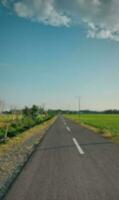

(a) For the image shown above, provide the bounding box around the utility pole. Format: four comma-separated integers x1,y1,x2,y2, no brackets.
76,96,81,121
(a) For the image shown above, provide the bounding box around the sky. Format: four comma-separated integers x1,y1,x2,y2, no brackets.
0,0,119,111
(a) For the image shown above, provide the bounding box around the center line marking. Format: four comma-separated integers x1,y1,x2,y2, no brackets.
73,138,84,155
66,126,71,132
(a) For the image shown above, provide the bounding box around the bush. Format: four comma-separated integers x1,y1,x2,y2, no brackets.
0,129,5,139
7,126,18,137
5,114,53,138
22,117,36,128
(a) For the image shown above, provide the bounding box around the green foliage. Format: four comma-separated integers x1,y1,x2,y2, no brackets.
22,105,44,120
0,105,54,140
0,129,5,139
30,105,39,120
6,114,53,138
22,107,31,117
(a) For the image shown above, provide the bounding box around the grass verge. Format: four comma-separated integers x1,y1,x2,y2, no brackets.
65,114,119,143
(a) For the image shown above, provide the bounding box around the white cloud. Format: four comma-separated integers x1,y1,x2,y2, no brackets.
14,0,71,27
2,0,119,41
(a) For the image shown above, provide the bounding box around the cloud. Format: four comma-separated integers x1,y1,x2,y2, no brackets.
1,0,119,41
13,0,71,26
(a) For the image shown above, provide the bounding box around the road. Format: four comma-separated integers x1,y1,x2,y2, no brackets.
4,116,119,200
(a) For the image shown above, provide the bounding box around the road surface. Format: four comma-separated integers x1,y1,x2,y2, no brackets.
4,116,119,200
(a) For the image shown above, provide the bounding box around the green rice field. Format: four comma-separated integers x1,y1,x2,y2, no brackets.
65,114,119,137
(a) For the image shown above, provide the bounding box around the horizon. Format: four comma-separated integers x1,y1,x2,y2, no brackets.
0,1,119,111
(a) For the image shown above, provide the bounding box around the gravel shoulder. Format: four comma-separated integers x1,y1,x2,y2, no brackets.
0,117,56,199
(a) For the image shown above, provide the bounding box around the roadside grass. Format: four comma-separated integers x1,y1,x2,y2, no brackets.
0,114,22,130
65,114,119,143
0,113,54,140
0,114,22,124
0,115,13,122
0,116,56,157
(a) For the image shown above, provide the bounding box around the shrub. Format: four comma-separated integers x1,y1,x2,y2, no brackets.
7,126,18,137
3,114,53,138
0,129,5,139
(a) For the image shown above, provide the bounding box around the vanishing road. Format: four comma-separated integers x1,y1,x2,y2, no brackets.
4,116,119,200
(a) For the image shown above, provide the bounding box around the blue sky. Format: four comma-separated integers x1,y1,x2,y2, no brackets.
0,1,119,110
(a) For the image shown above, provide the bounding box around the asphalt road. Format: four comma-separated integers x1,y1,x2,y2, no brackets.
4,116,119,200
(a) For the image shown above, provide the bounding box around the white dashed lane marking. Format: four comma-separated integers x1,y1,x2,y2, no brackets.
66,126,71,132
73,137,84,155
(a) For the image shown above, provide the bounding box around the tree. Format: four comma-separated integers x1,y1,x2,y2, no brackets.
31,105,39,120
22,106,31,117
22,105,39,120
